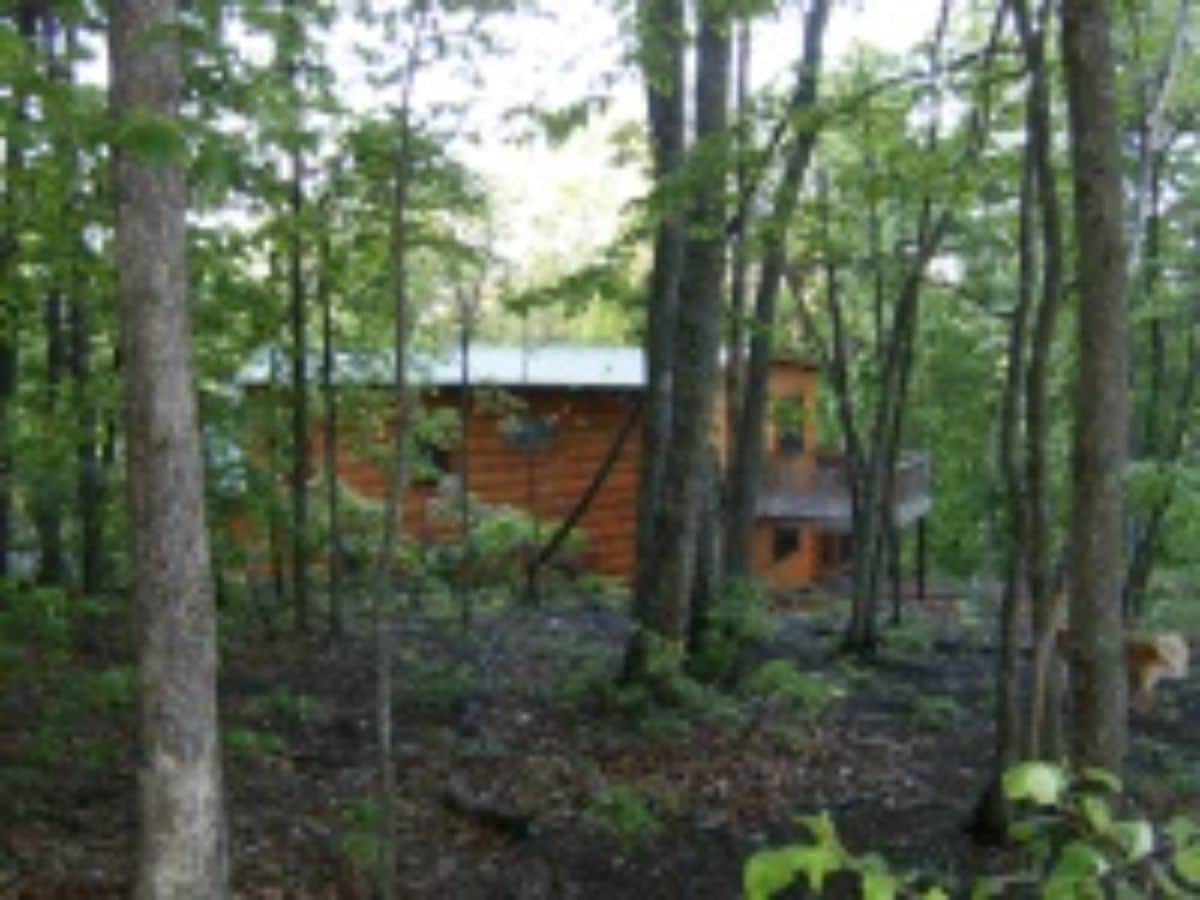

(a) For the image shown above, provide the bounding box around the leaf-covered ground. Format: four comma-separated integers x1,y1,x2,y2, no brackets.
3,589,1199,897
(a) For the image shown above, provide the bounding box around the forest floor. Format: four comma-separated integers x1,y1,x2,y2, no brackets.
3,585,1200,898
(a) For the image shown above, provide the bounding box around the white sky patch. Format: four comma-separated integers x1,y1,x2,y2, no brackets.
82,0,948,284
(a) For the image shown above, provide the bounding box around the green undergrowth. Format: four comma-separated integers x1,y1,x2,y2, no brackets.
745,763,1200,899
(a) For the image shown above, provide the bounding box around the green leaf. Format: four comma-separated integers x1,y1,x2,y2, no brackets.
1174,845,1200,884
1112,820,1155,862
1004,762,1068,806
1046,840,1109,897
0,24,33,82
113,108,189,168
1079,793,1113,836
970,878,1001,899
795,845,843,893
861,867,899,900
1042,870,1102,900
799,810,846,855
1079,767,1123,794
743,847,809,900
922,889,950,900
743,818,847,896
1010,821,1039,844
1164,815,1199,849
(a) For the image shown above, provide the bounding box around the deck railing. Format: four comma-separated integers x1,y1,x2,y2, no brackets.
760,452,931,527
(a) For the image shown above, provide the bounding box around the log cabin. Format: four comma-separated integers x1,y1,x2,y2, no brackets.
235,343,931,591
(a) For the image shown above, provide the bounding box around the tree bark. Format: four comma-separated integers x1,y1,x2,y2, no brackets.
282,0,309,633
35,286,66,584
1061,0,1130,774
637,2,730,660
688,449,723,660
726,16,751,466
624,0,685,680
266,343,286,611
289,152,308,632
1014,0,1067,763
972,128,1035,843
844,0,955,653
843,205,945,653
62,22,104,596
371,24,426,888
0,1,37,582
71,277,104,594
33,10,67,586
111,0,229,891
319,194,342,639
843,0,1003,654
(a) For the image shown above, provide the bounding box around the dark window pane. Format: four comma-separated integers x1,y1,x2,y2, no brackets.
773,526,802,562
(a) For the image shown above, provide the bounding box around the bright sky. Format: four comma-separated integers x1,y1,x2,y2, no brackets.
88,0,946,282
328,0,946,280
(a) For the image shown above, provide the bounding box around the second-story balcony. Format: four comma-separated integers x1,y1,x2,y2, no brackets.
756,451,932,533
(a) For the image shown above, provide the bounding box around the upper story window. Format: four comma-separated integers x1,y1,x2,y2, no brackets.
773,525,802,562
774,395,806,457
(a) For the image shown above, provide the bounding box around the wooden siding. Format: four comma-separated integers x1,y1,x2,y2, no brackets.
235,355,879,593
247,386,641,582
751,521,819,590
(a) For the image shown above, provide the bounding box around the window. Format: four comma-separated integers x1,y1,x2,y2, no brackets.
774,396,806,456
773,526,803,562
502,414,555,450
820,533,853,567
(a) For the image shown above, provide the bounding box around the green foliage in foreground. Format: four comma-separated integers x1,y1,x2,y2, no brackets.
689,577,776,684
744,762,1200,899
740,659,845,721
585,781,664,852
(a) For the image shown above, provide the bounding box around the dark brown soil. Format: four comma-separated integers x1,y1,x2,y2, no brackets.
3,592,1198,898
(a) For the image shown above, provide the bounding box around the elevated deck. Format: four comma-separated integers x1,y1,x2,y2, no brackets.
756,452,931,533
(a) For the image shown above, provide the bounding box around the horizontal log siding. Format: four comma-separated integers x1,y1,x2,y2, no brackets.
311,387,641,582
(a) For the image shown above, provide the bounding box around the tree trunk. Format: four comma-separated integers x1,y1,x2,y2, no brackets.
636,3,730,663
844,0,1002,654
281,0,309,633
111,0,229,891
725,17,751,466
624,0,685,681
688,450,722,660
457,289,475,627
724,0,830,579
0,1,37,582
1014,0,1067,762
844,206,945,653
972,131,1035,843
371,37,424,888
266,345,286,611
62,24,104,597
289,147,309,632
1061,0,1130,774
71,282,103,594
319,201,342,639
32,11,67,586
35,286,66,585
